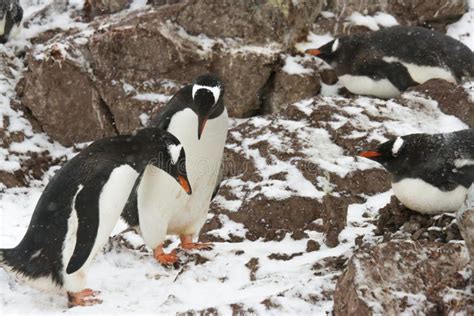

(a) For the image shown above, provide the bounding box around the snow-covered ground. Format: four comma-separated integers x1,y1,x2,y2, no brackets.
0,1,473,315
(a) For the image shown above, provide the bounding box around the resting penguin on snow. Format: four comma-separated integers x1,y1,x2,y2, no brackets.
0,0,23,43
359,128,474,214
0,128,191,307
305,26,474,98
122,73,228,265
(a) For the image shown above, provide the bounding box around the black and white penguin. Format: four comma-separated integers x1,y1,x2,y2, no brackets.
0,128,191,307
305,26,474,98
122,73,228,265
0,0,23,44
359,128,474,214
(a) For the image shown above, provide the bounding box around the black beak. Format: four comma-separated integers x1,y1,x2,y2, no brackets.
197,115,209,140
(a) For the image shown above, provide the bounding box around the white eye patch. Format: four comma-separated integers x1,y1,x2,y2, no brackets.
392,137,404,156
331,39,339,52
167,144,182,164
192,84,221,105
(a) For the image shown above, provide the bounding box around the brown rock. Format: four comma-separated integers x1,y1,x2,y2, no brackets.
176,0,323,47
21,47,117,146
334,240,471,315
406,79,474,128
214,51,278,117
306,239,321,252
323,0,466,35
84,0,132,18
458,185,474,270
245,258,259,281
263,58,321,114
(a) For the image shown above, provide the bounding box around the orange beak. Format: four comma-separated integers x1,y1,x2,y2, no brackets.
305,49,321,56
359,151,382,158
178,175,192,195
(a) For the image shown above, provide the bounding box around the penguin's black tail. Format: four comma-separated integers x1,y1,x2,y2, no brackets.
0,248,12,270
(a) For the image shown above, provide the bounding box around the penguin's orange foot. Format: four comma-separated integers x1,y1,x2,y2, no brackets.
154,250,178,265
67,288,103,308
180,242,214,251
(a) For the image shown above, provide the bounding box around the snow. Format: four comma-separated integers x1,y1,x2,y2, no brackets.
347,12,399,31
295,32,333,53
447,0,474,50
282,56,313,76
0,1,472,314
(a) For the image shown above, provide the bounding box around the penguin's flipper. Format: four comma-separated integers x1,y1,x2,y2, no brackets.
451,164,474,188
66,185,100,274
121,171,144,227
211,167,224,201
380,62,419,91
355,59,418,91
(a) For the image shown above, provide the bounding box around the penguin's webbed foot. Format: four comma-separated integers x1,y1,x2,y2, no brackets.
154,246,178,266
179,235,213,251
67,288,103,308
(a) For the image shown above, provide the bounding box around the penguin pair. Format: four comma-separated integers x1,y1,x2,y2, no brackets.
0,128,192,307
360,128,474,214
0,0,23,43
306,26,474,98
122,73,229,265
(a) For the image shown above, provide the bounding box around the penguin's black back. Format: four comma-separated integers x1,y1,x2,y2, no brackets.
357,26,473,79
0,128,173,285
390,128,474,190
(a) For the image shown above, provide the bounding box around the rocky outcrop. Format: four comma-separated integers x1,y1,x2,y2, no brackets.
406,79,474,128
334,240,472,315
175,0,323,47
458,185,474,271
320,0,466,35
84,0,132,18
21,44,117,146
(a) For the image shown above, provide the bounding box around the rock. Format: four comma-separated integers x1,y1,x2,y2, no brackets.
214,51,278,117
84,0,132,18
334,240,472,315
407,79,474,128
262,56,321,114
306,239,321,252
175,0,323,47
322,0,466,35
458,185,474,270
21,45,117,146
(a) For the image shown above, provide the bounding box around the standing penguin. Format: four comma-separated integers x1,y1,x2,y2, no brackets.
122,73,228,265
305,26,474,98
0,0,23,44
0,128,191,307
359,128,474,214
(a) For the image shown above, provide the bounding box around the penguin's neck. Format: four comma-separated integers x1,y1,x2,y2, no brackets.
167,107,228,185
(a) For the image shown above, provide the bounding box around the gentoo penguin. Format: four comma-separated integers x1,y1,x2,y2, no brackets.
305,26,474,98
0,0,23,43
359,129,474,214
122,73,228,265
0,128,191,307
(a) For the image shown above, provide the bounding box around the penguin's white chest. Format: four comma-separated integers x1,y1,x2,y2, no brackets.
0,16,6,36
339,74,400,98
392,178,468,214
138,108,228,247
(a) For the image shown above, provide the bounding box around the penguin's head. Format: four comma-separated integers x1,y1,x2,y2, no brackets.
154,134,192,195
305,38,343,66
358,136,408,173
305,36,361,68
191,73,224,140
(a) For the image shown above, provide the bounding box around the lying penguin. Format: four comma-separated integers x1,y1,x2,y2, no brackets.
122,73,228,265
0,128,191,307
0,0,23,43
359,129,474,214
306,26,474,98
